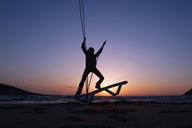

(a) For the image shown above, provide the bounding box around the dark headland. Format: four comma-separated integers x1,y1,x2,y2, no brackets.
183,88,192,96
0,83,42,95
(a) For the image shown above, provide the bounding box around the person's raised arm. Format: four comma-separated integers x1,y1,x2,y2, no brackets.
81,38,87,53
95,40,106,57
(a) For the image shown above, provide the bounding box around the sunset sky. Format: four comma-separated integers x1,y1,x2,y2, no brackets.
0,0,191,96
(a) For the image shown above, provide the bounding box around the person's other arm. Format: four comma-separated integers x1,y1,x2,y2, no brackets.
95,40,106,57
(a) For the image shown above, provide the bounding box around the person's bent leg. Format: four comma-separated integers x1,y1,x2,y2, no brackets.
76,69,89,95
93,68,104,89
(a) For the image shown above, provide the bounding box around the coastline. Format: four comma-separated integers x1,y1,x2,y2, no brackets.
0,102,192,128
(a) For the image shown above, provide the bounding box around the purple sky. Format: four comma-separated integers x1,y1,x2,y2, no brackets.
0,0,192,95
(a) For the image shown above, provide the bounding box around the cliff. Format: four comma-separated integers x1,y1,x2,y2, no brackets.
183,88,192,95
0,83,42,95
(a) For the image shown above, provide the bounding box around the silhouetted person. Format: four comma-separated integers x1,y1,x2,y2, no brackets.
76,38,106,95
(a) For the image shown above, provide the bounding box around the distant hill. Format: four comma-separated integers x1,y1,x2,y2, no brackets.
0,83,42,95
183,88,192,95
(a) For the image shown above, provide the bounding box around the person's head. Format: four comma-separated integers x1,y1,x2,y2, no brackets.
88,47,94,54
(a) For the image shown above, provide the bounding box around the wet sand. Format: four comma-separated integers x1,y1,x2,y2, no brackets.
0,102,192,128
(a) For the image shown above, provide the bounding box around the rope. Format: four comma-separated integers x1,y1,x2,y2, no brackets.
79,0,100,95
79,0,89,94
87,57,99,91
79,0,86,38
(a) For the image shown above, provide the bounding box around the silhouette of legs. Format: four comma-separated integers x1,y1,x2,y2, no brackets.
76,68,90,95
76,67,104,95
92,67,104,89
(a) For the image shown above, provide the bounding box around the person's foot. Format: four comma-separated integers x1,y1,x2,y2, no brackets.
75,91,81,96
95,84,101,89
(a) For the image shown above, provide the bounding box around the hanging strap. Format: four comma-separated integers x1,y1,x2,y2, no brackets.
79,0,86,38
87,56,99,92
79,0,101,95
79,0,89,94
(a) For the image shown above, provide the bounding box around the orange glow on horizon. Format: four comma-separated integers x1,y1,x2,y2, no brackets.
4,67,190,96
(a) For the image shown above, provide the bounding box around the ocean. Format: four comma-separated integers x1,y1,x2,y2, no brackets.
0,95,192,104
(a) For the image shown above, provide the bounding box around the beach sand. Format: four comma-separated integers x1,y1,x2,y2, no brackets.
0,102,192,128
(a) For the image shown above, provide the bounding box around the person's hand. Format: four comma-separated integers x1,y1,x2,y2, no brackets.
103,40,107,46
82,38,86,44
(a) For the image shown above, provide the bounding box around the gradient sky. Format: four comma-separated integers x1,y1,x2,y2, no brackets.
0,0,192,96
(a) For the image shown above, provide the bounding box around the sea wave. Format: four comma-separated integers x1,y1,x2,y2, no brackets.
0,95,192,104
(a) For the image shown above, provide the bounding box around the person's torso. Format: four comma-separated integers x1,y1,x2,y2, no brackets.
85,53,96,67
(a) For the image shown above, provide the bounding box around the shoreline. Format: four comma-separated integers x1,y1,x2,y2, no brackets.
0,95,192,105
